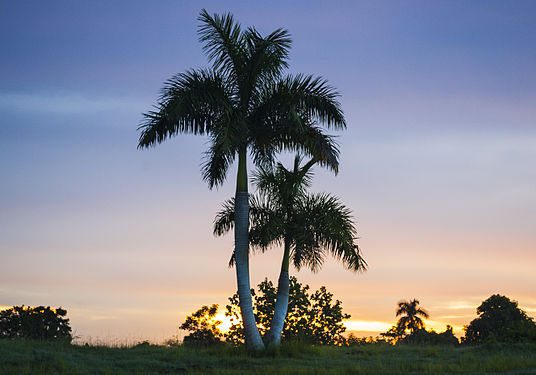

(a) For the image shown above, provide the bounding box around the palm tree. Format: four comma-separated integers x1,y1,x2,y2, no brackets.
395,299,429,333
214,155,366,347
138,10,345,351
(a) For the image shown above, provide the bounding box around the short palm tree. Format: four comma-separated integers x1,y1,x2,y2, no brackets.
395,299,429,333
214,155,366,346
138,10,345,351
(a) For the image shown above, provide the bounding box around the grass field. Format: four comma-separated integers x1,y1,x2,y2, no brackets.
1,339,535,374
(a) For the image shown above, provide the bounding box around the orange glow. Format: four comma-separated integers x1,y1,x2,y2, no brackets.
214,312,234,334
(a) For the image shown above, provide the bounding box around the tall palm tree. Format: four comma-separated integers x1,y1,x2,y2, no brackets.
214,155,366,347
138,10,345,351
395,299,429,333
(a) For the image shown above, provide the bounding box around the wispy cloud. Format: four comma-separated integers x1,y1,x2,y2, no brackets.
89,315,119,321
0,92,147,116
443,301,479,310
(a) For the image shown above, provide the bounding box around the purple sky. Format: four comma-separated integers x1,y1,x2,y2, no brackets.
1,1,535,342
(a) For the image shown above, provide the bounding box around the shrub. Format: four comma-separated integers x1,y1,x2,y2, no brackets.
179,304,223,347
399,326,459,345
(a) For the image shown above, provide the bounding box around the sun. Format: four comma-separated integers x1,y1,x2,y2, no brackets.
214,312,235,334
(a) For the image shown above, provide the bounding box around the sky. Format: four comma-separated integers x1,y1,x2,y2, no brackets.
1,0,535,343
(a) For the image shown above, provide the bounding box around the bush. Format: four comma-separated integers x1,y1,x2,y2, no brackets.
463,294,536,344
0,305,72,342
399,326,459,345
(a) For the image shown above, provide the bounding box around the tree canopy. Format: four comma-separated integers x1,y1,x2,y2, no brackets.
179,304,223,347
395,299,429,334
225,277,350,346
0,306,72,342
463,294,536,343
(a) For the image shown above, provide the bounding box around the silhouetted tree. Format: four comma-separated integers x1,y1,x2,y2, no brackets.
0,306,72,342
225,277,350,346
399,325,459,345
395,299,429,333
138,10,345,351
380,325,406,344
463,294,536,344
214,155,365,347
179,304,223,347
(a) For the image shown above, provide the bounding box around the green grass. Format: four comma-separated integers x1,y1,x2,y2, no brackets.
1,340,535,374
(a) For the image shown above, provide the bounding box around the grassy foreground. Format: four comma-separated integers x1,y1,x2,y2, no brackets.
1,339,535,375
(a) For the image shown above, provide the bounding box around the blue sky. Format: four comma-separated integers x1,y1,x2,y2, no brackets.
1,1,535,341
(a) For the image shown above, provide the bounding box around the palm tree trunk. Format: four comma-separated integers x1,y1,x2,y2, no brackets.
265,240,291,347
234,149,264,351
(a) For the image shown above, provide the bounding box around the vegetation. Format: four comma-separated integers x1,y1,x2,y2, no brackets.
2,295,536,374
0,306,72,342
380,299,458,345
463,294,536,344
179,304,223,347
176,277,351,347
398,326,459,346
225,277,351,346
138,9,345,351
395,299,429,333
214,155,365,346
2,339,536,374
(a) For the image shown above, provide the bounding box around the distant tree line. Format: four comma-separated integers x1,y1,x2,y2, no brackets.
2,294,533,347
180,288,536,347
378,294,536,346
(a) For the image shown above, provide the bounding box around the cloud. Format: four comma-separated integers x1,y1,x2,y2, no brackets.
89,315,119,321
0,92,147,116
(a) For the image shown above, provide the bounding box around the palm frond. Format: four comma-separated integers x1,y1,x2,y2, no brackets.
198,9,245,80
214,194,284,268
201,126,237,189
138,69,232,148
252,74,346,130
293,155,315,189
248,195,284,252
416,307,430,319
251,117,340,174
292,193,366,272
241,26,291,105
213,198,236,236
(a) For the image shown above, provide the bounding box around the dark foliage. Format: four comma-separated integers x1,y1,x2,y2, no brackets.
379,299,457,346
179,304,223,347
399,326,459,345
380,325,406,344
463,294,536,344
395,299,429,333
214,156,366,273
0,305,72,342
225,277,350,345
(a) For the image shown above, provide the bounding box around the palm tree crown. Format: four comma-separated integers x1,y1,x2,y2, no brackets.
138,10,345,187
214,155,366,273
396,299,430,333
